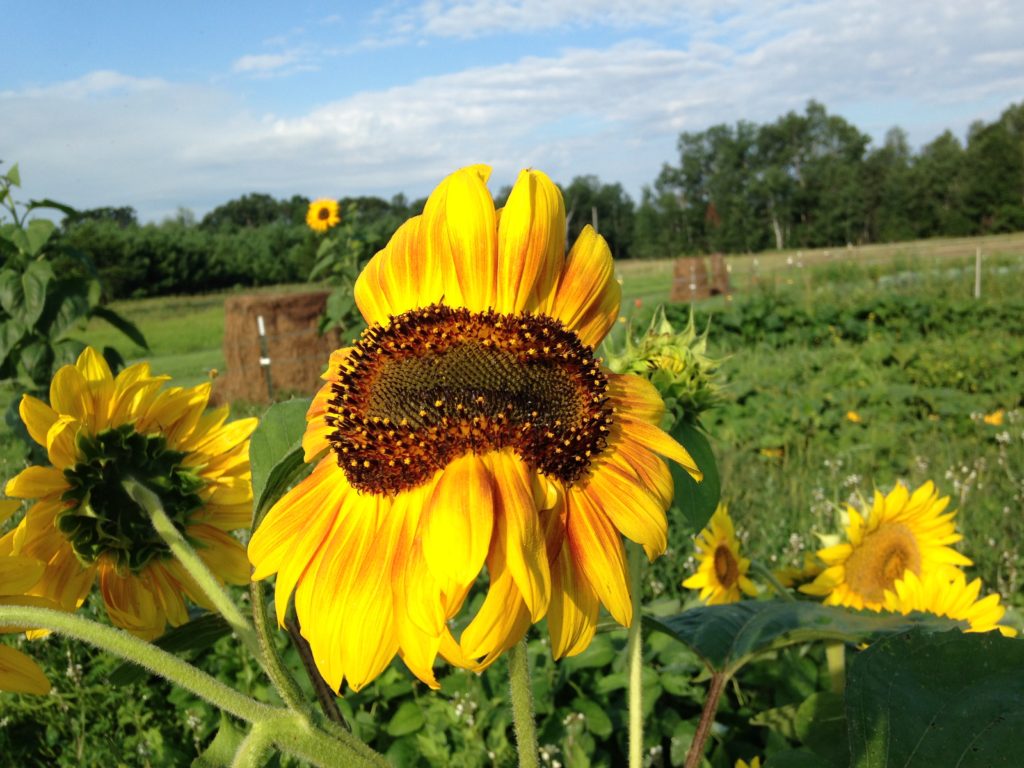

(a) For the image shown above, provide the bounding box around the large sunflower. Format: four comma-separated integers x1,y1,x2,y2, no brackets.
249,165,702,692
800,481,971,610
682,504,758,605
2,348,256,640
882,569,1017,637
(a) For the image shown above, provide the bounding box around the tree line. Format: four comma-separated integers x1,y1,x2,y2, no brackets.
54,100,1023,299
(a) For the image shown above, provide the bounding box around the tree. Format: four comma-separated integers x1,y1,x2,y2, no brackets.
561,175,636,259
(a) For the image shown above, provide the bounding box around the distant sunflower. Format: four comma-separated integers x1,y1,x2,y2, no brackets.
306,198,340,232
682,505,758,605
0,546,52,694
800,481,971,610
882,569,1016,637
2,348,256,640
773,550,824,589
735,758,762,768
249,165,702,692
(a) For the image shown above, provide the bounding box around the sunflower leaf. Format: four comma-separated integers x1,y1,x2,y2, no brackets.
846,628,1024,768
669,420,719,533
645,600,960,675
249,398,311,527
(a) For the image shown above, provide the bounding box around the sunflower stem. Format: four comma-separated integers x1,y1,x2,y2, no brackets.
750,560,796,601
249,578,310,715
507,638,539,768
125,479,263,660
627,542,646,768
684,671,728,768
0,605,272,723
285,613,349,729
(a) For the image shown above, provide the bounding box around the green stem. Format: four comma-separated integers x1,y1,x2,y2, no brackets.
250,578,309,714
285,614,348,729
626,543,645,768
507,638,539,768
684,671,728,768
0,605,271,723
750,560,796,601
125,480,263,660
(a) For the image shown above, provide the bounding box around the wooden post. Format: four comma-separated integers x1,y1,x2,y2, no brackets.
257,314,275,400
974,247,982,299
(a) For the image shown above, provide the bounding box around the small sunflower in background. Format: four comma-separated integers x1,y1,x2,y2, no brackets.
982,409,1004,426
773,550,824,589
249,164,703,693
2,348,256,640
682,504,758,605
845,410,862,423
306,198,340,232
800,481,971,611
882,569,1016,637
735,758,762,768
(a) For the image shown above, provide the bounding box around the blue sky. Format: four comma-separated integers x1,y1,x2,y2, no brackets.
4,0,1023,222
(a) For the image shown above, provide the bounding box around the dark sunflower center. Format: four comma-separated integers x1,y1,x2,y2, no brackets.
59,424,205,572
318,207,331,220
713,545,739,587
326,304,613,494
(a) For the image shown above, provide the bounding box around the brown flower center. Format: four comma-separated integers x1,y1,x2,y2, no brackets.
844,522,922,604
713,545,739,587
325,304,613,494
317,207,331,220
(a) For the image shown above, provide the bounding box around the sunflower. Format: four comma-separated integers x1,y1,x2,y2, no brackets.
772,550,824,589
248,164,702,693
800,481,971,610
306,198,341,232
882,569,1016,637
736,758,762,768
682,505,758,605
1,348,256,640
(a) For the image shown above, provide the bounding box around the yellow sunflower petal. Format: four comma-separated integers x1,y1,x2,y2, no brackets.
497,168,566,313
550,226,620,346
0,644,51,695
548,540,600,659
607,373,666,426
618,416,702,481
584,461,668,560
6,466,67,500
0,556,46,595
18,394,58,449
565,489,631,626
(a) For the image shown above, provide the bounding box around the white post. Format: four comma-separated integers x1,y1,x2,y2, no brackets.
257,314,274,399
974,247,982,299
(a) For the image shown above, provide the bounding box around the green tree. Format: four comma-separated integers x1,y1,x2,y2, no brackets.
562,175,636,259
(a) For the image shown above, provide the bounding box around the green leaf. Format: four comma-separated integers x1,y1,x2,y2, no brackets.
90,304,149,350
20,339,54,386
7,163,20,187
572,697,613,739
249,398,312,527
795,691,847,767
385,701,425,737
765,748,832,768
192,713,245,768
645,600,960,675
21,261,54,327
24,219,56,257
26,198,78,219
670,420,719,533
0,268,24,316
846,628,1024,768
0,319,26,365
109,613,233,685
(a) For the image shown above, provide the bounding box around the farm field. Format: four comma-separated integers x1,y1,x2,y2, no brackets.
1,232,1023,765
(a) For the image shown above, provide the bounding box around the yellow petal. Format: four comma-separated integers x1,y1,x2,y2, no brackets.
353,249,396,327
45,416,81,470
459,555,531,666
488,450,550,622
550,226,620,347
5,466,67,500
98,561,164,640
189,525,250,585
618,416,702,481
49,364,90,423
548,540,599,659
0,500,21,527
424,165,498,312
607,373,666,426
75,347,115,432
496,168,566,313
584,461,668,559
565,490,632,626
18,394,58,449
0,644,51,695
0,556,46,595
421,454,494,595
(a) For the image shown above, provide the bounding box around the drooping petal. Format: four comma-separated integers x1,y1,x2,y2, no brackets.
618,415,702,481
583,460,668,560
550,226,620,347
0,556,46,595
565,490,632,626
0,644,51,695
98,561,163,640
548,539,600,659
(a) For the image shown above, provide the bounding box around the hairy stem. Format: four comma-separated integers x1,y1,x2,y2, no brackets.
508,638,539,768
249,578,309,713
627,542,645,768
684,671,728,768
0,605,271,723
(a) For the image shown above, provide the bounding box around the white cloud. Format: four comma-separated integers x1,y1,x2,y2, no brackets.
232,53,298,73
4,0,1022,221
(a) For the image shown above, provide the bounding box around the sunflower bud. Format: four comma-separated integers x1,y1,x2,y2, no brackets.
605,305,721,428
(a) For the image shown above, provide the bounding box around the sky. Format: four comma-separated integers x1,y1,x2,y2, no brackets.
3,0,1023,223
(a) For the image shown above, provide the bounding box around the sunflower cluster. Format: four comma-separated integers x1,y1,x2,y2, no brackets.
681,481,1016,637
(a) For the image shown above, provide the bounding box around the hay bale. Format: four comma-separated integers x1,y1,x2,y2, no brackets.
215,291,341,405
709,253,731,295
671,257,711,302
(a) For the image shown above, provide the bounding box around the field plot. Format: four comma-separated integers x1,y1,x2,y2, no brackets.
1,234,1022,766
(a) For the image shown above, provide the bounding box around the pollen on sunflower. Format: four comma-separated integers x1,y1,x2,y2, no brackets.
682,504,758,605
800,480,971,611
248,164,704,694
306,198,340,232
2,347,257,641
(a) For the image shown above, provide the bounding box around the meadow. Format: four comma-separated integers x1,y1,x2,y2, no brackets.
1,232,1022,766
